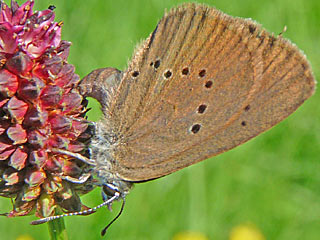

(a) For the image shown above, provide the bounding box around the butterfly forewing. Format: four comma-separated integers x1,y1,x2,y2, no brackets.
105,4,315,181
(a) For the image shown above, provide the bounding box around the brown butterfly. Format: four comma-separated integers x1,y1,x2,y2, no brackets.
32,3,315,235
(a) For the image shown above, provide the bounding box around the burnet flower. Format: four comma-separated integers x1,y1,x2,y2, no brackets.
0,0,93,219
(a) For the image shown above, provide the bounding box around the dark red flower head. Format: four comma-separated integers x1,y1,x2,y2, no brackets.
0,0,93,218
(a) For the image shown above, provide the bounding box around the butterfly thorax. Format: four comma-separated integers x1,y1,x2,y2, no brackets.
89,121,133,198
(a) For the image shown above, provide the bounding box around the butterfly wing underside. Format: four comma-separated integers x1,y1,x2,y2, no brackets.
104,4,315,181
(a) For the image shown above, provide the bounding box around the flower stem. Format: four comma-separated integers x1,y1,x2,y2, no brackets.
47,217,68,240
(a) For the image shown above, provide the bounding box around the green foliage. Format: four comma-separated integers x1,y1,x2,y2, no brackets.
0,0,319,239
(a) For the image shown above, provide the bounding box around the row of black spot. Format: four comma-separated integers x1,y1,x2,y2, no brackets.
191,68,213,134
132,58,211,83
181,67,213,89
190,69,209,134
241,104,251,127
191,105,251,134
190,98,251,136
130,59,218,135
190,103,208,133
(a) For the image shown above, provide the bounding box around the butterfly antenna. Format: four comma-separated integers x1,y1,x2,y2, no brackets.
101,197,126,236
30,192,120,225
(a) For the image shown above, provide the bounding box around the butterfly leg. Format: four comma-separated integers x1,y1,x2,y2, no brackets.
57,173,92,184
51,148,96,166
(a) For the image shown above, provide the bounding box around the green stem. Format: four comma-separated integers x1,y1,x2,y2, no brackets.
47,217,68,240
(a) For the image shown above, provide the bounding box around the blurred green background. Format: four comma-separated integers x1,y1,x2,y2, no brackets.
0,0,319,239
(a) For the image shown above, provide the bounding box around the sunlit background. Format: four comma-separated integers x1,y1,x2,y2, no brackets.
0,0,319,239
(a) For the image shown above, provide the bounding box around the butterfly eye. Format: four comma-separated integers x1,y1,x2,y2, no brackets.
103,184,119,197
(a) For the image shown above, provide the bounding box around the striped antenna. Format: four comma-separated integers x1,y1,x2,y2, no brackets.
30,192,120,225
